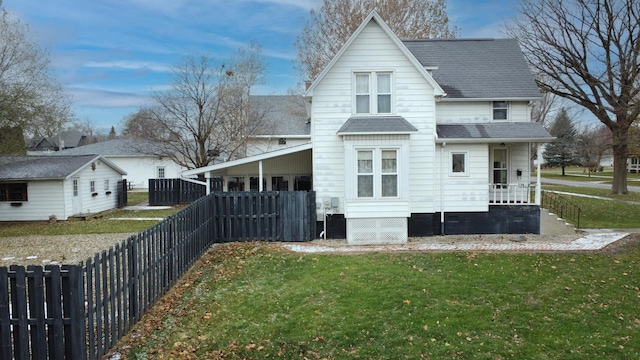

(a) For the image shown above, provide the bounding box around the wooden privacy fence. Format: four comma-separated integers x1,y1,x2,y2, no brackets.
0,191,316,359
116,179,128,208
148,178,223,206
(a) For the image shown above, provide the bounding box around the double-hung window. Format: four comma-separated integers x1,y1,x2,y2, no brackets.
355,72,392,114
356,149,398,198
493,101,508,121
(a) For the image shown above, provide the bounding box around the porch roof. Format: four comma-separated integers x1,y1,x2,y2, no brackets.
436,123,553,143
337,116,418,135
182,142,312,177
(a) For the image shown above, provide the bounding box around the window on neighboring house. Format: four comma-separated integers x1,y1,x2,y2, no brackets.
104,179,109,190
294,176,312,191
90,180,96,193
451,152,467,175
249,177,266,191
278,138,287,145
355,72,392,114
0,183,28,202
492,148,509,186
73,179,78,197
157,167,165,179
493,101,508,120
356,149,398,198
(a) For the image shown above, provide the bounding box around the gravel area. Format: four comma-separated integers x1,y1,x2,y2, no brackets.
0,233,136,267
1,232,586,267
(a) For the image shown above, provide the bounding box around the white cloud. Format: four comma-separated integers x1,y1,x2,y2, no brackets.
84,61,171,73
67,87,153,108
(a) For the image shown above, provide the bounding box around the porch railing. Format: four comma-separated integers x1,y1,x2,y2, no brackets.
489,183,534,204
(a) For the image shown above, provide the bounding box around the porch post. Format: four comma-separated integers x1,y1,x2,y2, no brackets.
205,171,211,195
535,144,542,205
259,160,263,191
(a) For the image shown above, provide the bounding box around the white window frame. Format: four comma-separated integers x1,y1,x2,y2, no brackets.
157,166,166,179
491,147,509,186
353,71,394,115
355,147,399,199
104,179,109,191
492,101,509,121
450,151,468,176
90,180,96,193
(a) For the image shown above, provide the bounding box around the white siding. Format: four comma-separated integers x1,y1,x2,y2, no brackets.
108,156,186,189
436,101,531,124
245,138,311,157
77,160,123,216
311,20,436,217
0,181,66,221
434,144,489,212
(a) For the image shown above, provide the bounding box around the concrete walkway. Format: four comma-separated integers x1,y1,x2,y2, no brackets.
283,233,630,253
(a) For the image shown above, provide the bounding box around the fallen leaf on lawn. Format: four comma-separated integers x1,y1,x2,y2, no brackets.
403,299,411,305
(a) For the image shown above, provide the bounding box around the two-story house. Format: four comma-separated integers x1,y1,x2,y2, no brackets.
184,11,553,244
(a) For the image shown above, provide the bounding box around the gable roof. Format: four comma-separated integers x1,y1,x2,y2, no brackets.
337,116,418,135
436,123,553,143
304,10,445,98
0,155,126,181
249,95,310,136
57,139,164,157
403,39,540,100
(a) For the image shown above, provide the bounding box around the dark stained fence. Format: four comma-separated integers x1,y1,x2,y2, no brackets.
116,179,128,208
148,179,205,206
0,191,315,359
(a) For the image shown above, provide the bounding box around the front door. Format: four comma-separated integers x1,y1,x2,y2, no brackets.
72,177,82,214
492,148,509,186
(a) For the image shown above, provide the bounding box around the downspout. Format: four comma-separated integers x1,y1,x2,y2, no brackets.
440,142,446,235
535,144,541,205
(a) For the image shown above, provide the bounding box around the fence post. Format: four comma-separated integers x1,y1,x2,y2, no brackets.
64,265,87,360
0,267,11,360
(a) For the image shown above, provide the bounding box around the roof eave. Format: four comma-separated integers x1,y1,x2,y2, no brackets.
439,97,541,102
338,131,417,136
435,137,555,144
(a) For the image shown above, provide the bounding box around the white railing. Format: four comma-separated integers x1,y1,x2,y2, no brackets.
489,183,534,204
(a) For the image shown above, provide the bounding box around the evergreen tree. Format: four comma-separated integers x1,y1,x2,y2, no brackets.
543,108,580,175
108,125,116,139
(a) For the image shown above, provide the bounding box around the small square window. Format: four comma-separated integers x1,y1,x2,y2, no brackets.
278,138,287,145
493,101,508,120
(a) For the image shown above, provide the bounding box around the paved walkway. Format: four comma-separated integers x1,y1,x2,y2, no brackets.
283,233,630,253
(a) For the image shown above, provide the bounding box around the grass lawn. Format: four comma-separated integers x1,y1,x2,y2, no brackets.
127,191,149,206
119,242,640,359
542,185,640,202
535,168,640,182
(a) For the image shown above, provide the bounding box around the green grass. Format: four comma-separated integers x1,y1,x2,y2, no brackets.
542,193,640,229
535,169,640,182
542,185,640,202
127,191,149,206
124,242,640,359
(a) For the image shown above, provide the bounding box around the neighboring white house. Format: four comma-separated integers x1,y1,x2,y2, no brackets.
57,139,187,189
0,155,126,221
183,11,553,243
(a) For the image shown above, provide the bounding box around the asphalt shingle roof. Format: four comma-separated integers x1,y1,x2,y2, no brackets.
250,95,310,136
337,116,418,134
0,155,102,180
57,139,161,156
402,39,540,100
436,123,553,141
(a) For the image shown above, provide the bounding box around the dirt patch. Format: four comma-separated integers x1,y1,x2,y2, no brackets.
598,233,640,254
0,233,135,267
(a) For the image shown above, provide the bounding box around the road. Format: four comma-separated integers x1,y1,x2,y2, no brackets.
540,177,640,193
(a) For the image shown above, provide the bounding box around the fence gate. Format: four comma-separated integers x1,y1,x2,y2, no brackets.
117,179,128,208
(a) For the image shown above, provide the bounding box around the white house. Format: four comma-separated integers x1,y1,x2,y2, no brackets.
57,139,187,189
0,155,126,221
183,12,553,243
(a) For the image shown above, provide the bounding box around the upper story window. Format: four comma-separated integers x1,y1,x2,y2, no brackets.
355,72,392,115
493,101,508,121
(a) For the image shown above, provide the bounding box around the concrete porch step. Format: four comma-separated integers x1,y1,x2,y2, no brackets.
540,208,577,235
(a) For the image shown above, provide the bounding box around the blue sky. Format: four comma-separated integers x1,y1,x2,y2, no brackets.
3,0,516,132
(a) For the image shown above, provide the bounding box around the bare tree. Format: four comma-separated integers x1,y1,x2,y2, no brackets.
0,4,74,147
508,0,640,194
140,44,268,170
295,0,458,82
578,124,612,175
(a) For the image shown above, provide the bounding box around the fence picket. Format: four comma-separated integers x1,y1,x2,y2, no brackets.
1,190,316,359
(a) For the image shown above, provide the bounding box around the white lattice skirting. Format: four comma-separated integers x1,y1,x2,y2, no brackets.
347,217,407,244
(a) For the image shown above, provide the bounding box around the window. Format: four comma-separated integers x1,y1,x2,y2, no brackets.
250,177,266,191
271,176,289,191
356,149,398,198
492,148,508,185
451,152,467,175
157,167,165,179
493,101,508,120
228,177,245,191
0,183,27,202
73,179,78,196
294,176,312,191
354,72,392,114
90,180,96,193
104,180,109,191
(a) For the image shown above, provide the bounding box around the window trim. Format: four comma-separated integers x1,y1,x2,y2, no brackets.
491,147,510,186
90,180,96,193
157,166,166,179
353,71,394,115
492,101,509,121
450,151,468,176
355,147,400,199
